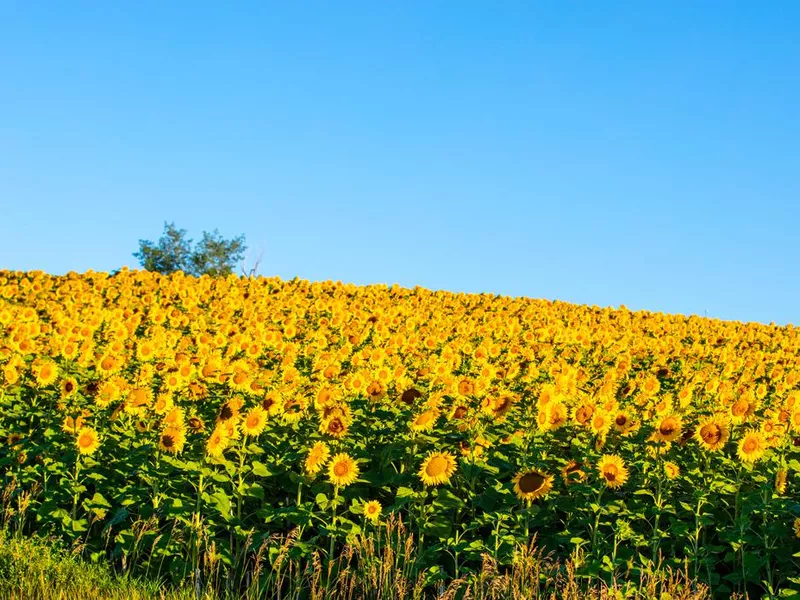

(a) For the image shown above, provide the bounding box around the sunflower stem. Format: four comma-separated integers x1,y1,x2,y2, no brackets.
329,485,338,561
71,453,81,523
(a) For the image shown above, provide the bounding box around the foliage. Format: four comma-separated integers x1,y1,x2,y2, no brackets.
0,526,199,600
2,270,800,599
133,223,246,277
0,520,714,600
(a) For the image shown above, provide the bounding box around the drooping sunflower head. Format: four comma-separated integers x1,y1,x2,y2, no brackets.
776,468,788,495
410,409,439,432
328,453,359,488
562,460,586,485
304,441,331,476
217,399,241,423
205,425,229,458
597,454,628,489
653,414,682,443
573,403,594,427
418,451,457,487
513,469,553,503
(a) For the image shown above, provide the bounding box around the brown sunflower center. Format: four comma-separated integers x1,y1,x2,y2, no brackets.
731,401,749,416
334,462,349,477
519,472,545,494
701,424,721,444
574,406,593,424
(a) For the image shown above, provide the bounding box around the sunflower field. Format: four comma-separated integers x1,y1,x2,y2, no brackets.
2,269,800,598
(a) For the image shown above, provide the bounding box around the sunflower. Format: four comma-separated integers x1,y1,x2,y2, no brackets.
187,416,205,433
572,402,595,427
694,416,730,452
34,360,58,387
513,469,553,502
590,411,612,436
304,441,331,476
418,451,457,486
242,406,268,436
775,468,788,494
60,377,78,398
653,414,682,443
790,409,800,433
612,411,636,435
737,430,767,463
410,408,439,432
62,414,85,435
217,398,243,423
76,427,100,456
663,461,680,480
95,380,121,409
206,425,229,458
153,393,174,415
538,401,568,432
363,500,382,523
163,406,185,429
320,415,349,438
159,426,186,454
597,455,628,489
485,394,515,420
562,460,586,484
328,453,359,487
730,396,757,424
2,365,19,385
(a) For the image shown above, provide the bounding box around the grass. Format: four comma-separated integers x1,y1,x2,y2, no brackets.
0,527,200,600
0,518,719,600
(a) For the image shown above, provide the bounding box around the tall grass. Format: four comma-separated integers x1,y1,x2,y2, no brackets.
0,514,718,600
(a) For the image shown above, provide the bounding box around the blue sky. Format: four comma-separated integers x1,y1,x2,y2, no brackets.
1,2,798,325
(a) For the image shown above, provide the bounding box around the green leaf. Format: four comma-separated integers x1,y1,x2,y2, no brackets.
209,490,232,519
251,461,271,477
247,483,265,500
434,487,464,510
396,486,415,498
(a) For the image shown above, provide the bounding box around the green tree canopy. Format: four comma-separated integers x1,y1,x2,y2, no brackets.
134,222,247,277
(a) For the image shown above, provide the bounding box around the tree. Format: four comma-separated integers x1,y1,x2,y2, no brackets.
134,222,247,277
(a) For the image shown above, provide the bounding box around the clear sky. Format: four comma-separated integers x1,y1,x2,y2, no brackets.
1,2,798,325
